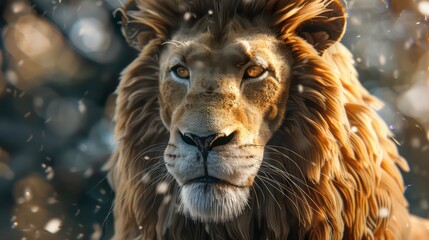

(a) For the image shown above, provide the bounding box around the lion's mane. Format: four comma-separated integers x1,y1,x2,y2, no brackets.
108,0,412,239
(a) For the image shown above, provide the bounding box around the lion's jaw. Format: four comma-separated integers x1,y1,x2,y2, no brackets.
159,32,290,222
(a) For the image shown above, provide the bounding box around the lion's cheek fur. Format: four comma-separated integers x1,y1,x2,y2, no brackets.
159,80,187,128
242,78,290,141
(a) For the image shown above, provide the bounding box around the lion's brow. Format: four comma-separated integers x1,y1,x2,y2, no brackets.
237,40,253,59
161,41,192,57
162,40,194,52
161,40,188,48
228,40,253,65
164,41,213,58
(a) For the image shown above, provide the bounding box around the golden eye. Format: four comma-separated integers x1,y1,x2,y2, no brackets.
244,65,266,79
172,66,190,79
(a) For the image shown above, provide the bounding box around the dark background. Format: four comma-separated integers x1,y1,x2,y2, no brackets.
0,0,428,239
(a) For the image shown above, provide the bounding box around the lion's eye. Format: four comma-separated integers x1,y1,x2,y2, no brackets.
244,65,266,79
171,65,190,80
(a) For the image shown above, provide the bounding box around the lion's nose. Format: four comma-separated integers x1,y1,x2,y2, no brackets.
180,131,236,152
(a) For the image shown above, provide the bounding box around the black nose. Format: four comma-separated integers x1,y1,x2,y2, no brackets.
180,131,236,152
179,131,236,176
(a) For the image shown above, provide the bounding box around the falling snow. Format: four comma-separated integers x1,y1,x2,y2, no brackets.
30,206,40,213
418,1,429,16
156,182,169,194
379,208,390,218
45,166,54,180
23,187,32,201
44,218,61,233
184,12,192,21
141,173,151,184
91,224,102,240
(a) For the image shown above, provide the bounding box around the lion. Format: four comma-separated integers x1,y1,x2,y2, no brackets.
107,0,429,239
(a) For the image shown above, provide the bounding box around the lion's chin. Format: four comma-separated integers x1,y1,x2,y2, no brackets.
180,183,250,223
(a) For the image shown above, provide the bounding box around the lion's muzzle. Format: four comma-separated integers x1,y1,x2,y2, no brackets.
180,131,236,175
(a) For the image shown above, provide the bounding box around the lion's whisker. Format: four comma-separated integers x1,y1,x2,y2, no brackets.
90,145,166,195
262,157,331,211
260,162,325,216
125,144,168,168
249,184,261,210
258,168,334,228
262,161,324,199
149,174,175,208
101,143,167,231
266,145,364,195
259,164,304,202
261,157,319,195
120,159,165,189
135,170,171,207
259,159,339,230
105,157,166,227
264,147,309,185
257,172,302,220
254,175,282,210
108,165,166,218
252,179,266,203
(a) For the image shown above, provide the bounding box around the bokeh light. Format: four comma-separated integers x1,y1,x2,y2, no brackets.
3,3,82,90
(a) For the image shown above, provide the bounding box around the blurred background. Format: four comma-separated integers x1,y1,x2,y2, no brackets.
0,0,428,239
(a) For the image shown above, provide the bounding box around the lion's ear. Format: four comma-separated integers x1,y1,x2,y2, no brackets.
118,0,178,50
117,1,149,50
295,0,346,54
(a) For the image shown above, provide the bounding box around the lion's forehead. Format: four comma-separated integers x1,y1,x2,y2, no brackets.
161,33,282,67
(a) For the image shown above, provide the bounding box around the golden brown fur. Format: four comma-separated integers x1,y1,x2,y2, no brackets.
107,0,429,239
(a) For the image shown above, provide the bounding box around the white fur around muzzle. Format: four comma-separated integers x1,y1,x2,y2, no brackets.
180,183,250,223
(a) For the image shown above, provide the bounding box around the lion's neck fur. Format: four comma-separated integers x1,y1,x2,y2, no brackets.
108,38,410,239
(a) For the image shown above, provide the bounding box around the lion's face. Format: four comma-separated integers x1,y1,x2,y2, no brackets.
158,30,290,222
111,1,413,239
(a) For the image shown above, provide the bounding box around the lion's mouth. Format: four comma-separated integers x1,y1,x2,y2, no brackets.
184,176,243,188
